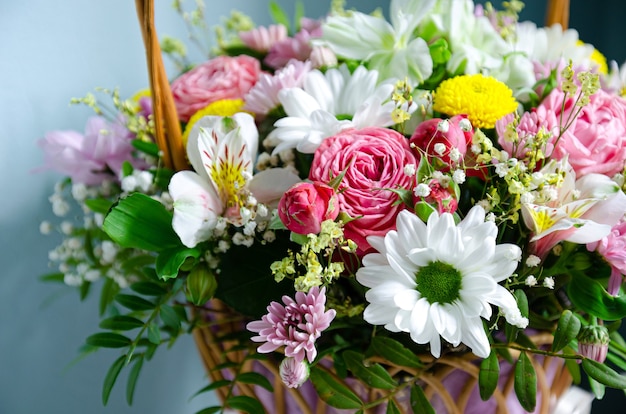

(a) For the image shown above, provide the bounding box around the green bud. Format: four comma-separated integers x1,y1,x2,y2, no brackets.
185,264,217,306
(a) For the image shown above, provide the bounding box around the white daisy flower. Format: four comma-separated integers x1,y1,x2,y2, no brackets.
265,64,405,154
356,206,526,358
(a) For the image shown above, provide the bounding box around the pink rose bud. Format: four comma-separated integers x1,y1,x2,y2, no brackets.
279,357,310,388
414,180,458,215
410,115,470,171
278,182,339,235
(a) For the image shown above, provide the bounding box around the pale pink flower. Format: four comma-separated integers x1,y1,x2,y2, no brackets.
541,87,626,177
308,127,418,253
239,24,288,52
37,116,139,185
247,286,336,363
278,181,339,235
495,109,558,160
588,219,626,295
243,60,311,116
170,55,261,122
279,357,310,388
264,18,322,69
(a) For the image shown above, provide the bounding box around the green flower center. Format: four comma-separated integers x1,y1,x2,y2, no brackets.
415,261,462,304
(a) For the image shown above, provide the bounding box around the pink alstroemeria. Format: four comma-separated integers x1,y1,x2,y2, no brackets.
239,24,288,53
246,286,336,363
521,157,626,259
169,113,300,247
588,219,626,296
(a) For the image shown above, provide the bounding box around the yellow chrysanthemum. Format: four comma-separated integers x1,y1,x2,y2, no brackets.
182,99,247,146
577,40,608,75
131,88,151,103
433,74,517,130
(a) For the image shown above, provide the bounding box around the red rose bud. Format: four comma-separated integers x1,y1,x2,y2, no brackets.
409,115,471,171
278,181,339,235
578,324,610,363
185,263,218,306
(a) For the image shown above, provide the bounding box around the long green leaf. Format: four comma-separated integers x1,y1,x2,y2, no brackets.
147,322,161,345
268,1,290,32
409,384,435,414
115,294,155,311
39,272,65,283
99,315,144,331
126,355,144,405
99,276,120,316
386,400,402,414
226,395,265,414
369,336,422,369
86,332,132,348
514,352,537,412
130,281,167,296
237,372,274,392
552,310,581,352
160,304,182,331
190,380,232,399
479,350,500,401
343,350,396,390
84,198,114,214
102,354,126,405
309,366,363,410
102,193,181,252
195,408,222,414
588,377,606,399
582,358,626,388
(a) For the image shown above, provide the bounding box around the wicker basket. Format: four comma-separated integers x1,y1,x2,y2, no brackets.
133,0,574,412
192,301,572,414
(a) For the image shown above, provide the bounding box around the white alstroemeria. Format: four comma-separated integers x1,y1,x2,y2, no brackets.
316,0,434,87
266,65,408,154
521,157,626,258
356,206,525,358
603,60,626,96
170,113,300,247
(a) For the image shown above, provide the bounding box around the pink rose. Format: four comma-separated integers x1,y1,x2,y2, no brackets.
278,182,339,235
171,55,261,122
37,116,141,185
409,115,470,170
541,88,626,177
415,180,458,215
309,127,417,252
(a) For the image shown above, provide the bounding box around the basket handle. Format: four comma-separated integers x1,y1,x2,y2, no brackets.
545,0,570,29
135,0,187,171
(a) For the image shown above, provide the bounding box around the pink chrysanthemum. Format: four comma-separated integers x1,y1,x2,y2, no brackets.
239,24,288,52
243,60,311,115
247,286,336,363
264,18,322,69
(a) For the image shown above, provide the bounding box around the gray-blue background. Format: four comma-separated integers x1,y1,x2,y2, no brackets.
1,1,624,413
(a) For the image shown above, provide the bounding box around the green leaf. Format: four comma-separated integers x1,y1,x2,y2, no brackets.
563,346,582,384
409,384,435,414
115,294,155,311
156,246,200,280
582,358,626,388
236,372,274,392
310,366,364,410
414,201,437,223
552,310,582,352
479,350,500,401
195,407,222,414
39,272,65,283
84,197,114,214
86,332,132,348
514,352,537,412
102,193,181,252
99,277,120,316
102,354,126,405
147,322,161,345
343,350,396,390
99,315,144,331
160,304,182,331
568,272,626,320
126,355,144,405
268,1,290,32
386,400,402,414
122,160,134,177
514,289,529,318
130,281,167,296
369,336,422,369
588,377,606,399
132,139,160,157
191,380,232,399
225,395,265,414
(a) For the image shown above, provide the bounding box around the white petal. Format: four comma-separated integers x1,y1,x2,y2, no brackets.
248,168,301,207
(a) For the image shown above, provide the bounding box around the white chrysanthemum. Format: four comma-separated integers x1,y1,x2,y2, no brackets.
265,64,407,154
356,206,526,358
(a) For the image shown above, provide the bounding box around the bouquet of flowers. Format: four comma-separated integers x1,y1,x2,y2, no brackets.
38,0,626,412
